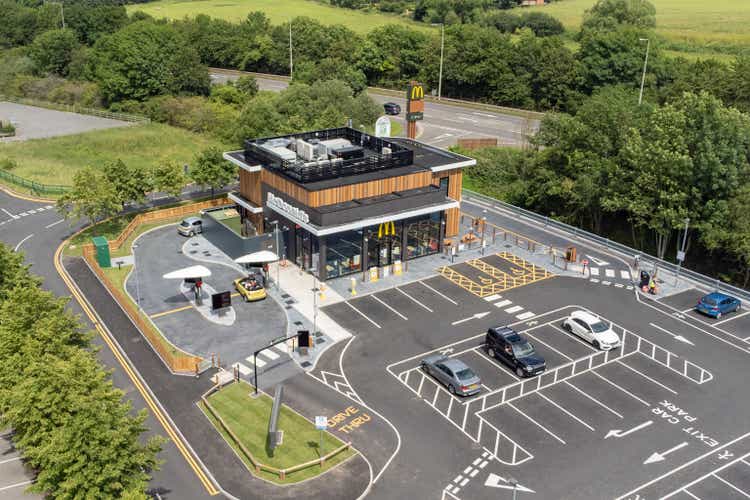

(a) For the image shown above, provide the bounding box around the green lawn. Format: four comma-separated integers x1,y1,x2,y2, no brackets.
528,0,750,57
202,382,356,484
0,123,231,186
128,0,433,35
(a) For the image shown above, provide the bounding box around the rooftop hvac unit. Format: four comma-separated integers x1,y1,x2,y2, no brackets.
259,144,297,161
315,143,328,158
332,145,365,161
320,138,352,156
265,138,292,148
296,139,316,161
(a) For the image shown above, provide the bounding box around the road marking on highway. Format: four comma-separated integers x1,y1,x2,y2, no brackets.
483,294,502,302
495,299,512,308
620,270,631,279
683,488,702,500
605,420,653,439
590,267,600,276
564,381,623,418
419,280,458,305
45,218,65,228
644,441,689,464
649,322,695,345
616,359,678,394
714,473,750,498
505,305,523,314
507,402,566,444
150,304,193,319
452,311,490,326
396,287,433,312
372,294,408,320
345,301,382,329
605,269,615,278
715,310,750,325
517,311,535,320
591,371,650,406
537,392,595,431
0,480,33,492
586,255,610,266
13,233,33,252
0,456,21,464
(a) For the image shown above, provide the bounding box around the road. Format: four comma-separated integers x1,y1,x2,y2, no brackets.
209,71,538,148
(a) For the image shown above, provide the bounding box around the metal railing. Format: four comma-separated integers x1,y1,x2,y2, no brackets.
1,95,149,123
463,189,750,302
0,169,70,196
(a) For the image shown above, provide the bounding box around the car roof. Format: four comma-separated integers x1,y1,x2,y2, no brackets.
442,358,470,372
384,102,398,106
571,310,601,323
183,216,201,223
489,326,526,343
704,292,735,301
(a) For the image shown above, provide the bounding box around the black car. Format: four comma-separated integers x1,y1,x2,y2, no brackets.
383,102,401,115
485,326,546,378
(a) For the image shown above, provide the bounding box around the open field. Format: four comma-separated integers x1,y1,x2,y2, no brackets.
529,0,750,56
0,123,231,186
127,0,433,34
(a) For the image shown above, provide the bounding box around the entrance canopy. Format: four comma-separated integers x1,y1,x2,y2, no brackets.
235,250,279,266
163,265,212,280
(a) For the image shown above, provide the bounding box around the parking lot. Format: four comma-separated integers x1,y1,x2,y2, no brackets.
0,432,38,499
320,253,750,500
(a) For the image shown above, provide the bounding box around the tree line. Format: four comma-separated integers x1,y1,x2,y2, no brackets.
0,244,163,498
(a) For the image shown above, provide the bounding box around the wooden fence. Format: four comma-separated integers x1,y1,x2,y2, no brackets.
456,137,499,150
201,381,352,481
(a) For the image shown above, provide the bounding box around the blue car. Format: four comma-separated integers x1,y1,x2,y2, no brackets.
695,292,741,319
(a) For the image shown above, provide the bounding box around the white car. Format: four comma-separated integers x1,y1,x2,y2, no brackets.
562,310,621,350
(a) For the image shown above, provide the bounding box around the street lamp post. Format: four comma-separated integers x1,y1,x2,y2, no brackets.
432,23,445,100
311,272,319,339
271,220,281,289
289,22,294,79
675,217,690,286
638,37,650,106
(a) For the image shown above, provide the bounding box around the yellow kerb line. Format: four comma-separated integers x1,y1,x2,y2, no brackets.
149,293,242,318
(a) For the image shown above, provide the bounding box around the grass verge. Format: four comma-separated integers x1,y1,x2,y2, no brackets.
0,123,231,186
200,382,356,485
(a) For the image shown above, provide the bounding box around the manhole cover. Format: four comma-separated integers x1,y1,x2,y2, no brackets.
300,361,312,368
293,321,303,326
504,244,512,248
189,250,197,254
281,293,291,299
285,305,292,310
316,338,326,345
314,332,323,337
285,299,295,305
191,242,199,246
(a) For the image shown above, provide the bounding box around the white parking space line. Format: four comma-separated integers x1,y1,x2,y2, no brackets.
419,281,458,305
743,459,750,467
616,359,678,395
345,301,382,328
564,381,623,418
505,305,524,314
683,489,702,500
45,219,65,229
395,287,433,312
262,349,280,360
715,310,750,325
0,480,33,492
507,402,566,444
605,269,615,278
495,300,512,308
713,474,750,498
590,268,600,276
591,371,650,406
2,208,19,219
681,307,696,313
537,392,595,431
372,295,408,320
517,311,535,320
0,456,21,464
523,331,573,361
483,294,502,302
13,233,33,252
620,270,631,279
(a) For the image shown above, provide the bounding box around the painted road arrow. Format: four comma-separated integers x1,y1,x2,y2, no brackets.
452,311,490,326
605,420,653,439
586,254,610,266
484,474,534,493
644,441,689,465
649,323,695,346
440,347,455,356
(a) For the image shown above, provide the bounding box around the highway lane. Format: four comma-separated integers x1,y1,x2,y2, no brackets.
210,71,538,147
0,191,212,500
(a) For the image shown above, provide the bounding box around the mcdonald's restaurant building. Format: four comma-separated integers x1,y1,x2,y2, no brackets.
222,127,475,281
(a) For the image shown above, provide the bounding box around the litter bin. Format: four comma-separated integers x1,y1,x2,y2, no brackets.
565,246,577,262
92,236,111,268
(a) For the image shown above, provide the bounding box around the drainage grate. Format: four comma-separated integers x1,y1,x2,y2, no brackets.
281,293,291,299
189,250,197,254
285,299,295,305
300,361,312,368
293,321,303,326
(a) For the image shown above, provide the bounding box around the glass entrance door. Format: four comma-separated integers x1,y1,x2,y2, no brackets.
366,222,402,268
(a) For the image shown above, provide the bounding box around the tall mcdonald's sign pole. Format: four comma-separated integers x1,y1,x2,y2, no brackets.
406,81,424,139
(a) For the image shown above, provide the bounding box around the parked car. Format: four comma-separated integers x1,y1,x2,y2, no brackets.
562,310,621,350
177,216,203,236
383,102,401,115
420,354,481,396
695,292,741,319
233,273,267,302
485,326,546,377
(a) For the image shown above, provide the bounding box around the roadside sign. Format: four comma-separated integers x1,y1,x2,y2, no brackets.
375,116,391,138
676,250,686,262
315,416,328,430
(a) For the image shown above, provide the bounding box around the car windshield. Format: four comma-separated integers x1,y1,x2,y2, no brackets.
703,297,718,306
591,321,609,333
455,368,476,381
512,342,535,358
180,221,190,227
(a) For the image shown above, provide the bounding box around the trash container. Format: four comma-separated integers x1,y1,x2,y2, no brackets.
565,246,577,262
92,236,111,268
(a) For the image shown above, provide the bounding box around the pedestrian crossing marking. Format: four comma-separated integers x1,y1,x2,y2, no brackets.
620,270,631,279
233,362,252,375
262,349,280,360
245,356,267,367
483,294,502,302
590,268,600,276
505,305,523,313
605,269,615,278
274,343,289,353
495,300,512,308
517,311,535,320
602,281,611,286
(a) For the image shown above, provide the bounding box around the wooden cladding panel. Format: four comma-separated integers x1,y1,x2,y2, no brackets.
260,170,312,206
445,207,460,237
239,170,262,206
432,169,463,201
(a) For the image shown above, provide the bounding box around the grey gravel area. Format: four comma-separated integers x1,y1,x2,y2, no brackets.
0,102,130,142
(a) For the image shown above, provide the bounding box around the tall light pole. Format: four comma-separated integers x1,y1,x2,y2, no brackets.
638,37,650,106
675,217,690,286
271,220,281,289
289,22,294,79
432,23,444,100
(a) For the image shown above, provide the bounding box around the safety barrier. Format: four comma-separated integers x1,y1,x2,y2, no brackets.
463,189,750,302
1,95,149,123
461,212,551,255
0,169,70,196
201,380,351,481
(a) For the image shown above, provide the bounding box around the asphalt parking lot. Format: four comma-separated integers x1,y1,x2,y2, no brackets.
318,252,750,500
0,432,38,499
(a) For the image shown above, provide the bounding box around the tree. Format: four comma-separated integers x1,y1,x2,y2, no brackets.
0,244,40,302
729,56,750,113
64,3,127,45
701,185,750,287
152,161,187,198
104,159,153,209
234,75,259,98
581,0,656,32
57,166,121,224
518,12,565,37
190,147,236,198
29,28,79,76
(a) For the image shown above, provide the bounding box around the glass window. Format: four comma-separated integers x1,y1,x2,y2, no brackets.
325,230,363,279
405,212,441,260
364,221,403,268
439,176,449,194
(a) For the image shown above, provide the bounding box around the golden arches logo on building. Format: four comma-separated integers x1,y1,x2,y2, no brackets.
409,84,424,101
377,221,397,238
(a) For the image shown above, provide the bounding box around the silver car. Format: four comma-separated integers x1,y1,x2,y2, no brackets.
420,354,482,396
177,216,203,236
